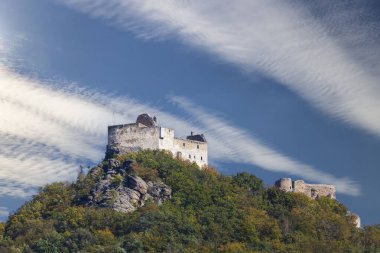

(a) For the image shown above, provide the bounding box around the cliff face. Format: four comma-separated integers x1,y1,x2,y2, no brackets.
86,158,171,213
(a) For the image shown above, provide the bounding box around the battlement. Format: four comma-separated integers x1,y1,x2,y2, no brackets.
106,114,208,167
275,178,336,199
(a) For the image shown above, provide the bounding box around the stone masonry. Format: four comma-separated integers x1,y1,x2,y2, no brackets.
106,114,208,167
275,178,361,228
275,178,336,199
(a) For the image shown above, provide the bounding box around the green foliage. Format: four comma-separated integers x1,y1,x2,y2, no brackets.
0,222,4,238
0,150,378,252
111,175,124,188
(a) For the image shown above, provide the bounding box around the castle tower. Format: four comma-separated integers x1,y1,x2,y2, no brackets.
275,178,293,192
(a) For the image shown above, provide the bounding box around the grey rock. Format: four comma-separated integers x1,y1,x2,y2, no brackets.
105,159,120,175
147,181,172,205
126,175,148,195
111,188,142,213
87,167,171,213
123,187,141,205
113,198,136,213
108,158,120,169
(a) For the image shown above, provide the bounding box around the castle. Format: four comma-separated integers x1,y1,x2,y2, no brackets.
275,178,336,199
275,178,361,228
105,113,361,227
106,113,208,167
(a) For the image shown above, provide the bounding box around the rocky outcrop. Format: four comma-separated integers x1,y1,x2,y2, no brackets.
87,158,171,213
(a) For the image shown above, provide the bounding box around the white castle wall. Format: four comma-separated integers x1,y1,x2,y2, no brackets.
108,123,160,152
157,127,207,167
107,123,208,167
172,138,208,168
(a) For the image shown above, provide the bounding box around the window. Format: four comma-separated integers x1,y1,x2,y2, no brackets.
189,154,191,158
159,127,165,139
197,145,199,149
194,155,196,159
201,156,203,160
311,189,317,198
183,143,185,147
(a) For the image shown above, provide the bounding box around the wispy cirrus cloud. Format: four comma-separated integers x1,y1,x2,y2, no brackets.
0,65,144,197
170,96,360,196
0,63,360,197
58,0,380,138
0,8,364,199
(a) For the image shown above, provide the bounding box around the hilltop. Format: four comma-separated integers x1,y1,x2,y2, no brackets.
0,150,379,252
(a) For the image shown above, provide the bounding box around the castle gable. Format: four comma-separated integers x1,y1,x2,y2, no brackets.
186,133,207,142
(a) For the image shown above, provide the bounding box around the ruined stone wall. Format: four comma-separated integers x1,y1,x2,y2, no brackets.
107,123,160,155
293,179,336,199
297,182,336,199
107,124,208,167
157,127,208,167
293,180,306,194
275,178,360,226
352,214,361,228
275,178,293,192
275,178,336,199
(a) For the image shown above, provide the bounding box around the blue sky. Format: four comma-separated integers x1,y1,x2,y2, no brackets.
0,0,380,225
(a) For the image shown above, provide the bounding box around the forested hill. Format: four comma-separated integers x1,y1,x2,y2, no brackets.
0,150,379,253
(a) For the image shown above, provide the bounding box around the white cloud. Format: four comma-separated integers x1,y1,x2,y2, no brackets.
170,96,360,196
0,65,150,197
0,64,360,197
58,0,380,138
0,207,9,217
2,2,367,199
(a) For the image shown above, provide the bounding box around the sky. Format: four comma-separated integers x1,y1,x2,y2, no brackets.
0,0,379,225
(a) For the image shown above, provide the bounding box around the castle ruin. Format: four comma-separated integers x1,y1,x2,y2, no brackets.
275,178,336,199
275,178,361,228
106,113,208,167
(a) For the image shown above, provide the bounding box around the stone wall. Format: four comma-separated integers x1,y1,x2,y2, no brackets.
276,178,361,227
275,178,336,199
107,121,208,167
172,138,208,168
157,127,208,167
158,127,175,151
353,214,361,228
107,123,160,156
275,178,292,191
295,181,336,199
